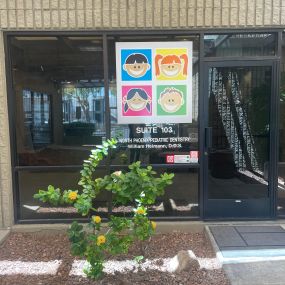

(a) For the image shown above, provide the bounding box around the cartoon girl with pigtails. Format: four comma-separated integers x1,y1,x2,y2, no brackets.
123,88,151,114
155,54,188,79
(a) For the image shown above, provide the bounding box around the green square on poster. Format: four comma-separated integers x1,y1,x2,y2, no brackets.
157,85,187,116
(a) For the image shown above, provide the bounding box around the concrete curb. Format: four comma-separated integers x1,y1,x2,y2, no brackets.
0,229,10,246
10,221,285,234
11,224,70,233
11,221,205,234
204,226,224,262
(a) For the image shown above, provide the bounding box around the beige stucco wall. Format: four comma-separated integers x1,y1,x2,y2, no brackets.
0,0,284,228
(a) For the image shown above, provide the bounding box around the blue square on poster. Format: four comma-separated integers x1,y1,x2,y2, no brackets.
121,49,152,81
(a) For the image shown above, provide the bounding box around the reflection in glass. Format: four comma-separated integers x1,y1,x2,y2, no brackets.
111,168,199,217
62,86,105,145
23,90,52,146
10,36,106,166
10,34,201,220
208,66,271,199
18,170,109,220
204,34,276,57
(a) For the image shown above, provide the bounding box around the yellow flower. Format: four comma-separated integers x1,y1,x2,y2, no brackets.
151,221,157,230
113,171,122,177
92,215,101,224
136,208,146,215
68,191,77,201
97,235,106,246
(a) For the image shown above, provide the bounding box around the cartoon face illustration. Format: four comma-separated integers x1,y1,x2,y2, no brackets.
158,87,184,113
155,54,188,78
123,88,151,113
123,53,150,78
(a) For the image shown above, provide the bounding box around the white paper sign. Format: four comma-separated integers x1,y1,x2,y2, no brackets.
174,155,191,164
115,41,193,124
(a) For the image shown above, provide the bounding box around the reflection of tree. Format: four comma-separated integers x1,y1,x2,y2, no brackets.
248,83,270,169
249,84,270,135
63,87,101,123
109,85,116,97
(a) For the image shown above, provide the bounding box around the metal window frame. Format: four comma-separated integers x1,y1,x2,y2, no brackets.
3,28,283,224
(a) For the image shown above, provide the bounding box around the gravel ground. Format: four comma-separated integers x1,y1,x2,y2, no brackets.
0,231,230,285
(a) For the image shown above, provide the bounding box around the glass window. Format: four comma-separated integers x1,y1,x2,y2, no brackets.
111,167,199,217
18,169,109,220
9,34,200,221
10,36,105,166
107,35,200,166
204,34,276,57
278,32,285,216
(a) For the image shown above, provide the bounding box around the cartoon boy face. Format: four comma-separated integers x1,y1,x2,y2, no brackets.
158,88,184,113
123,53,150,78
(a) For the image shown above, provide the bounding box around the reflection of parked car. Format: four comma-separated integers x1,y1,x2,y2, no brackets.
63,122,95,136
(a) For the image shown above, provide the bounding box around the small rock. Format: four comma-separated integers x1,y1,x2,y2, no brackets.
168,250,199,273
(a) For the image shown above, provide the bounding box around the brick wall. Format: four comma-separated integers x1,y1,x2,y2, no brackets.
0,31,13,228
0,0,283,30
0,0,284,227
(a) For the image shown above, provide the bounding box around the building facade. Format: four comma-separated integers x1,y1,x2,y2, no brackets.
0,0,285,227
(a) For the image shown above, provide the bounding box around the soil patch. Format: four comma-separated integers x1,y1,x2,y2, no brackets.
0,231,229,285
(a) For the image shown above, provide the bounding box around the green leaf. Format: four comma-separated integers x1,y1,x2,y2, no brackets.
134,255,144,263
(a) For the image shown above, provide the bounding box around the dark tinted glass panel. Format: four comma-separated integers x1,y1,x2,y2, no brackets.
18,170,109,220
10,36,105,166
111,167,199,217
208,66,271,199
204,34,276,57
278,33,285,215
108,35,199,165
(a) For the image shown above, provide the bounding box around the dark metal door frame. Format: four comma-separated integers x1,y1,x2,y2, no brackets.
201,60,279,220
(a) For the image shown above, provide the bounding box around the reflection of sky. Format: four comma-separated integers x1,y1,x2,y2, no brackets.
204,35,220,40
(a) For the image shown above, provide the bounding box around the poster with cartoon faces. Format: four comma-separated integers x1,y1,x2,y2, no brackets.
116,42,192,124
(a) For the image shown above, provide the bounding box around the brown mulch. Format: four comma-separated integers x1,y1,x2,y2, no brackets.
0,231,230,285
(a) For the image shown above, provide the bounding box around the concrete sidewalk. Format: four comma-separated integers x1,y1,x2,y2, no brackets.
206,225,285,285
223,260,285,285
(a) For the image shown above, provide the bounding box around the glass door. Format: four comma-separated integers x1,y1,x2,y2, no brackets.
203,62,276,218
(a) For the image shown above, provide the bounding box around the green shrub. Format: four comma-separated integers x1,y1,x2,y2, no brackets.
34,139,174,279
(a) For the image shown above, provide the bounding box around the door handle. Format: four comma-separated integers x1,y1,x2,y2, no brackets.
205,127,212,150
